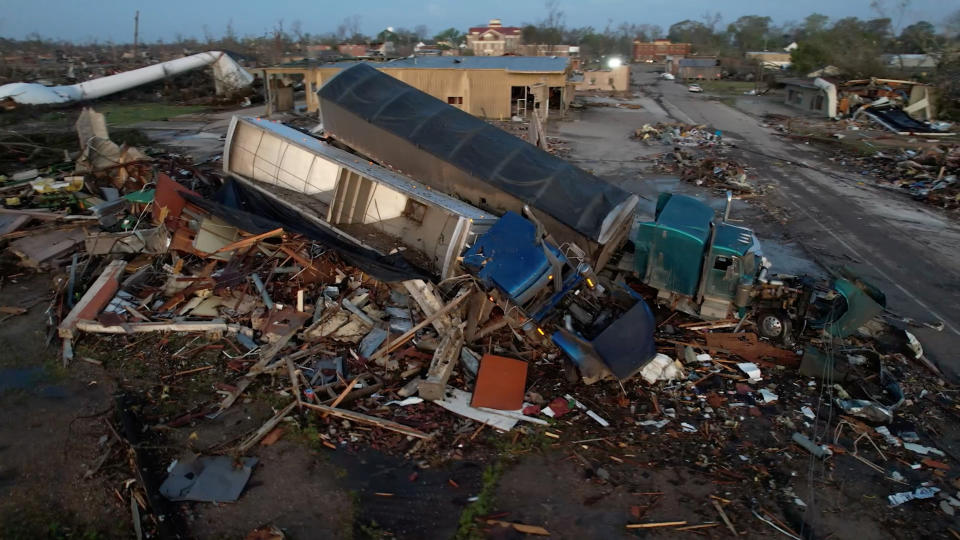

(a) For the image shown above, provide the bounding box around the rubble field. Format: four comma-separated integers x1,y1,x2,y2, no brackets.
2,99,960,540
766,114,960,212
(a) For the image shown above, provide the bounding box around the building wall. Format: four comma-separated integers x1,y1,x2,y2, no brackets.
784,85,829,116
337,44,368,57
574,66,630,92
633,40,692,62
466,32,521,56
678,66,721,80
265,66,570,119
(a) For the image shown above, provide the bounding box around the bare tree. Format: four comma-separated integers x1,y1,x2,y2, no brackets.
702,12,722,33
870,0,911,33
337,15,363,42
413,24,429,42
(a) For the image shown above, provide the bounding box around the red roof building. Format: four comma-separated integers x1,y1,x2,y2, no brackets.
466,19,522,56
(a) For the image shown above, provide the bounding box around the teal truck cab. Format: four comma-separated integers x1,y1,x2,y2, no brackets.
630,192,885,343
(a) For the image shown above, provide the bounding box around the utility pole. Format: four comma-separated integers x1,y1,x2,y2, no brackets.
133,11,140,56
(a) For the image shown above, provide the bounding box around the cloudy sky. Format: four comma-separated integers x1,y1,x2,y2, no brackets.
0,0,949,43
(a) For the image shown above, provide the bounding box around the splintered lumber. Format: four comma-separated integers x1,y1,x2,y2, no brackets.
418,326,464,401
712,499,739,537
11,227,86,268
218,324,304,412
237,401,297,453
369,286,473,362
485,520,550,536
675,523,720,531
59,259,126,339
625,521,687,529
301,402,429,439
402,279,453,333
75,320,240,335
212,227,283,254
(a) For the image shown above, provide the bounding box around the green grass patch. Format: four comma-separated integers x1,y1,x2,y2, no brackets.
454,461,504,540
96,103,207,126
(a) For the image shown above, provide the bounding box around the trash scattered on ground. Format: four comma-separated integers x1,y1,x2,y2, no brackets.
2,76,956,539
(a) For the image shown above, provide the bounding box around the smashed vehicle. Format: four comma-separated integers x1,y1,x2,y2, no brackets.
628,192,886,344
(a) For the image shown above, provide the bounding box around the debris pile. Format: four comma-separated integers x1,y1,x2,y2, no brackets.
633,122,757,193
861,145,960,209
2,97,957,537
766,113,960,211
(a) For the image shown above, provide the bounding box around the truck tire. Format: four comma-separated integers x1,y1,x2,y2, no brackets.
758,310,793,345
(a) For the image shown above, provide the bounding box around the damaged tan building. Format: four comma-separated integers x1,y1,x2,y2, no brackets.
262,56,573,120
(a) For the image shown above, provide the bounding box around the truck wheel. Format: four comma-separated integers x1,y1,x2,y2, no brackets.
758,310,792,345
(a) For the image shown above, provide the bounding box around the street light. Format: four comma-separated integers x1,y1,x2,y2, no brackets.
607,57,622,69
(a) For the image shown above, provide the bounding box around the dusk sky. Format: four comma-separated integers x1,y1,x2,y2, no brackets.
0,0,949,43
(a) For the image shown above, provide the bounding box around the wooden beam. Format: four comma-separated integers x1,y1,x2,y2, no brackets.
625,521,687,529
75,320,239,335
237,401,297,454
418,327,463,401
211,228,283,254
59,259,126,339
301,402,429,439
369,286,472,363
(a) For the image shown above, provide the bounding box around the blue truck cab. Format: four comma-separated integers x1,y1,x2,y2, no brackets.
462,211,583,323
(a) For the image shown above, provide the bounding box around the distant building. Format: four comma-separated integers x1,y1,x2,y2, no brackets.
670,57,721,80
882,54,940,75
466,19,522,56
745,51,792,69
573,65,630,92
262,56,573,119
632,39,691,62
337,44,368,58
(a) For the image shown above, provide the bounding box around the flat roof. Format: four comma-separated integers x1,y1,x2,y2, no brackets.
233,117,493,221
272,56,570,73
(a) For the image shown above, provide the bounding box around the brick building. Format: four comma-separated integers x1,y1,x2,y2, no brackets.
632,39,692,62
466,19,522,56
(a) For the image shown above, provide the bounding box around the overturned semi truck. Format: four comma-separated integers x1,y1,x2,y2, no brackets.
316,63,639,272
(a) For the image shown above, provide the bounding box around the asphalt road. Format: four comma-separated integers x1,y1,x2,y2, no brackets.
635,70,960,376
559,68,960,377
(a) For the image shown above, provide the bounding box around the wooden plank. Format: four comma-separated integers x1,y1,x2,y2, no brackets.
418,327,464,401
217,322,305,412
237,401,297,453
625,521,687,529
75,320,238,335
0,214,29,236
369,287,472,362
59,259,126,339
402,279,453,333
212,227,283,254
301,402,429,439
10,227,85,268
